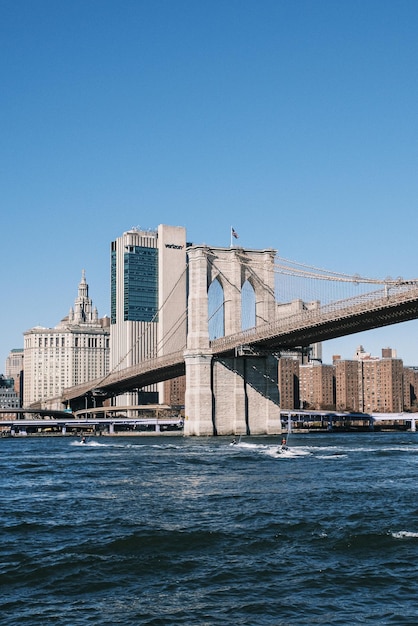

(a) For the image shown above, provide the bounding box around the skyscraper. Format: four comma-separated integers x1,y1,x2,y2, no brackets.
110,224,187,406
5,348,24,399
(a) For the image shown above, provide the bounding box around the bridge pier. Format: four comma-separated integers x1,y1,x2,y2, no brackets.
184,244,281,436
184,352,281,436
184,353,215,436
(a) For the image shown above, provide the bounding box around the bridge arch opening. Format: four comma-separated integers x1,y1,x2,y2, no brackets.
208,277,225,340
242,279,256,330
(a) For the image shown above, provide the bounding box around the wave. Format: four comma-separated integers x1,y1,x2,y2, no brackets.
233,441,312,460
275,447,311,459
391,530,418,539
70,440,109,447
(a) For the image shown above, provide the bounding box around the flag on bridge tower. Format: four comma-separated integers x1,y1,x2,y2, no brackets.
230,227,239,246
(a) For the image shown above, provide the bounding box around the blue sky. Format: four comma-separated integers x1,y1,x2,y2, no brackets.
1,0,418,371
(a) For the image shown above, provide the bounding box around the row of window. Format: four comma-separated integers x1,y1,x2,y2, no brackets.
30,337,109,348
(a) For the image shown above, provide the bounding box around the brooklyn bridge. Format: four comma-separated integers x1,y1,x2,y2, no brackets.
50,242,418,436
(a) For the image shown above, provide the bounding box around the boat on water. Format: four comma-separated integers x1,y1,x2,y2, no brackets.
278,437,290,454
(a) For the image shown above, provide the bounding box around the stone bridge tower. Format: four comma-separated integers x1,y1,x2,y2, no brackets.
184,245,281,436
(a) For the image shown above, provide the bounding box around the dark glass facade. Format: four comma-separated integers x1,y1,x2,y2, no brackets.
123,246,158,322
111,247,117,324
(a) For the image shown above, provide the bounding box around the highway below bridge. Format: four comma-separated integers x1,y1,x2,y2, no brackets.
1,408,416,435
59,280,418,409
0,408,184,435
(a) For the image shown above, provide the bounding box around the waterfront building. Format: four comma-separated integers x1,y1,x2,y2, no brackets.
299,362,335,410
355,346,404,414
359,359,380,413
110,225,187,406
5,348,24,400
334,358,360,413
163,375,186,408
277,346,413,414
378,357,404,413
278,357,300,409
403,367,418,411
0,375,20,409
382,347,397,359
23,271,110,408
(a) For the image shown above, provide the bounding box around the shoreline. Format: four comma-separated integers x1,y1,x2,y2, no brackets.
1,427,413,439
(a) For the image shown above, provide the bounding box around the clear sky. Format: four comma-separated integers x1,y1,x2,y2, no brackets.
2,0,418,371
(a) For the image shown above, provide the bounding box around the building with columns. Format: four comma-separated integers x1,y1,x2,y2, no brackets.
23,271,110,407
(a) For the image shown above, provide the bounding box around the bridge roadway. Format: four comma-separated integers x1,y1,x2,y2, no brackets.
61,281,418,406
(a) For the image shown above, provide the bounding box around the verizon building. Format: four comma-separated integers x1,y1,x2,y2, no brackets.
110,224,187,406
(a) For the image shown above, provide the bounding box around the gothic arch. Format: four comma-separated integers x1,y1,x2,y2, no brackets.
241,279,256,330
186,245,277,351
208,277,225,340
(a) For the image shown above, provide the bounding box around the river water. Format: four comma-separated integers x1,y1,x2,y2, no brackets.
1,432,418,625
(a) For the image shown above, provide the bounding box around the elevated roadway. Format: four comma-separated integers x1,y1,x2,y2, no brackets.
211,282,418,355
61,281,418,408
0,417,183,429
0,408,74,419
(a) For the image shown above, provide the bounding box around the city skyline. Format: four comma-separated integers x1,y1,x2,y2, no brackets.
2,0,418,369
7,225,417,371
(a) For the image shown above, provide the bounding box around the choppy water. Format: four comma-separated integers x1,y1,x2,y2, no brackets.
2,432,418,625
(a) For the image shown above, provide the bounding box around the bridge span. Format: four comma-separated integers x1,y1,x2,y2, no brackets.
211,281,418,354
61,279,418,408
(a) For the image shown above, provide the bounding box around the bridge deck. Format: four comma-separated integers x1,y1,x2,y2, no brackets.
59,281,418,405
